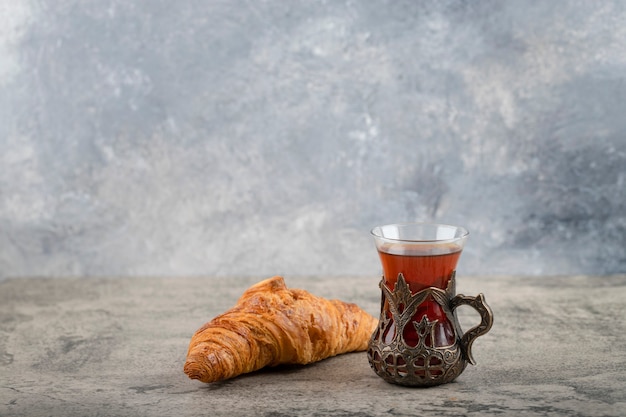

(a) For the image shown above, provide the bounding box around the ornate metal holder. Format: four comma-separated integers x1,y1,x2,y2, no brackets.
367,272,493,387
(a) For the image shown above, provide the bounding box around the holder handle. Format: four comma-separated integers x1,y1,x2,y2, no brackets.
450,293,493,365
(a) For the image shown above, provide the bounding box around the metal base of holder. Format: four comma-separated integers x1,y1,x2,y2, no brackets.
367,272,493,387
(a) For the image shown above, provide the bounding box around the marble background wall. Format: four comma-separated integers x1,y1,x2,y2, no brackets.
1,0,625,280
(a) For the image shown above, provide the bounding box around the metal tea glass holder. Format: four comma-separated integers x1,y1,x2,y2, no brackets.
368,272,493,387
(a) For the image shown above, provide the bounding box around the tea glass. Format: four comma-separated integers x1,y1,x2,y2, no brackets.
367,223,493,387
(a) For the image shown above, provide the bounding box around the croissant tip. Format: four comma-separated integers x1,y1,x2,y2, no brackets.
184,358,211,382
247,276,286,293
266,275,285,284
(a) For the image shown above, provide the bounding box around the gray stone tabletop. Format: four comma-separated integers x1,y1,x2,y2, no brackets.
1,274,625,417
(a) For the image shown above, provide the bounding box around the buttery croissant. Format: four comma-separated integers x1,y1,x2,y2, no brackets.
184,276,378,383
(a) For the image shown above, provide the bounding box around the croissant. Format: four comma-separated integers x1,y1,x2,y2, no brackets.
184,276,378,383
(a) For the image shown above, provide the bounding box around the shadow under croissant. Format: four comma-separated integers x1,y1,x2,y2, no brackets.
197,363,312,390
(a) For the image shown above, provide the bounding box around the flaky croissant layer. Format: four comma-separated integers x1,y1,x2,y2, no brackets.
184,276,378,383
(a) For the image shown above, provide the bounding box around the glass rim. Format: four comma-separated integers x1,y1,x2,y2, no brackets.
370,222,469,244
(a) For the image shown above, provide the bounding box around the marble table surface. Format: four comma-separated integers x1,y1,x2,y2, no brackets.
1,274,625,417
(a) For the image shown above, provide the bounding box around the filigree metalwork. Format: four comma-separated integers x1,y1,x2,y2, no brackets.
367,272,493,387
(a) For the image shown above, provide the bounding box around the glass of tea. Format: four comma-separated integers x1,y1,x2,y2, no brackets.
367,223,493,387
